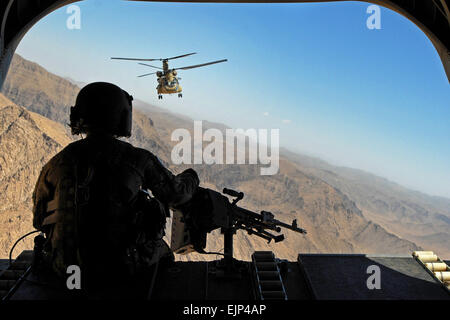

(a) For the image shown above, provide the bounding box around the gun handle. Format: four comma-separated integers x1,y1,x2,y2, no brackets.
223,188,244,199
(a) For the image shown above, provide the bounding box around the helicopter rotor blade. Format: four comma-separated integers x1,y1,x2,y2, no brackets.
137,72,157,78
166,52,197,60
111,57,159,61
175,59,227,71
112,53,197,62
138,63,163,69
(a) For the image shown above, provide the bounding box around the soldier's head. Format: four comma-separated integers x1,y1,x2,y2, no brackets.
69,82,133,137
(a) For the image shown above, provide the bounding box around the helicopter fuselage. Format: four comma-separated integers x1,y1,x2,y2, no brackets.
157,69,182,95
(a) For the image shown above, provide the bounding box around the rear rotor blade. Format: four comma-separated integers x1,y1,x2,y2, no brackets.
138,63,162,69
137,72,157,78
175,59,227,70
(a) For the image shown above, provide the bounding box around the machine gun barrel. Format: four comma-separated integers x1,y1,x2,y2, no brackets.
270,218,307,234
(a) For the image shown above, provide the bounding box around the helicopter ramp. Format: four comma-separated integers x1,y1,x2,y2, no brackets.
297,254,450,300
2,251,450,300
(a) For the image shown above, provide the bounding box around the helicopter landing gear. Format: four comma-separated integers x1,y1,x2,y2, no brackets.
178,93,182,98
158,94,163,100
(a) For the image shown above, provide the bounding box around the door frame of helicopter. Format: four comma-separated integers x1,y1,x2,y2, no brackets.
1,0,449,90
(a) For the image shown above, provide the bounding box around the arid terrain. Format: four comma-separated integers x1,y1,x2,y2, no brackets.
1,54,449,261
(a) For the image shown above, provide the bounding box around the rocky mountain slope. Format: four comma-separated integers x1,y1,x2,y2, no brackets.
0,54,431,261
0,95,72,257
281,149,450,258
1,55,79,125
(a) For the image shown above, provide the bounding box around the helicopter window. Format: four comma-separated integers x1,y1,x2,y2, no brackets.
3,1,450,263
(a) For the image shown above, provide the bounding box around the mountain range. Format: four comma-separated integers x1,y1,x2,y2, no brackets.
1,53,448,260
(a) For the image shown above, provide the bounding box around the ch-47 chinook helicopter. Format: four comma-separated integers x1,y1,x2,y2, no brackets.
111,53,227,99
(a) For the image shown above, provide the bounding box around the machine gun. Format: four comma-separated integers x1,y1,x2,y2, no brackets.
171,187,306,270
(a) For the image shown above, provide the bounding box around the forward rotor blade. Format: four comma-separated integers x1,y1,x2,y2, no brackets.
112,53,197,62
175,59,227,70
111,57,159,61
138,63,162,69
166,52,197,60
137,72,156,78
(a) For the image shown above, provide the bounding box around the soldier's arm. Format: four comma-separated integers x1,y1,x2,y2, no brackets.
142,153,199,207
32,164,53,230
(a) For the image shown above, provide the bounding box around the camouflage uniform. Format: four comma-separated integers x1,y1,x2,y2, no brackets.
32,133,199,288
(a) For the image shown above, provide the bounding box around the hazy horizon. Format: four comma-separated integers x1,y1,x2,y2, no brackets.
13,0,450,198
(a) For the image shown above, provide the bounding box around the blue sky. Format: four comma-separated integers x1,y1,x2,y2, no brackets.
15,0,450,198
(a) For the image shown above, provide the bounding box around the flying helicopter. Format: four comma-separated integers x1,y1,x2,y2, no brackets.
111,53,227,99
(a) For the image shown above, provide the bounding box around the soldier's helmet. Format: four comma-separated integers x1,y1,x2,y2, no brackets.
70,82,133,137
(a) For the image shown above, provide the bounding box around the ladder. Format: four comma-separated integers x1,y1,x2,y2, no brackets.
251,251,287,300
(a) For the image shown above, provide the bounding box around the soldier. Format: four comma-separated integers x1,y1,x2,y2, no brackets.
32,82,199,298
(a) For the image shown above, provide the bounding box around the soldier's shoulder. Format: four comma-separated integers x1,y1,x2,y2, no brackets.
133,145,157,159
135,147,164,166
116,139,152,157
58,139,84,159
117,140,163,167
38,140,81,172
